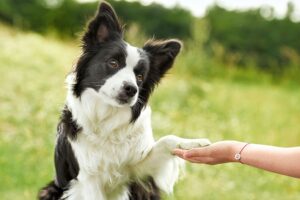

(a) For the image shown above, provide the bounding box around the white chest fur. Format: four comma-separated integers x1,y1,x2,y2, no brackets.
64,88,155,200
70,111,154,186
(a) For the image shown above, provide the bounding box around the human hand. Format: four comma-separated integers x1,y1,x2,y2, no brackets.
172,140,245,165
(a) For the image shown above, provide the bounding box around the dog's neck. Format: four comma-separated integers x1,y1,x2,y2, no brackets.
67,88,133,135
65,74,134,136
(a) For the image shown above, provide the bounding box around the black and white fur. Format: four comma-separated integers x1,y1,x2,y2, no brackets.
39,2,210,200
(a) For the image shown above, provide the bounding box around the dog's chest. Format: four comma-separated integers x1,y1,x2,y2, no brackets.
70,120,153,188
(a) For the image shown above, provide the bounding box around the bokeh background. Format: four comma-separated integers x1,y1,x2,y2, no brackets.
0,0,300,199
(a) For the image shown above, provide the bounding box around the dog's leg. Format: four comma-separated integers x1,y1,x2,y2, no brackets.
62,176,107,200
135,135,210,194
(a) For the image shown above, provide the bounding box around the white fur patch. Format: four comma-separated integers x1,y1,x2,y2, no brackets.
98,43,141,107
125,43,141,69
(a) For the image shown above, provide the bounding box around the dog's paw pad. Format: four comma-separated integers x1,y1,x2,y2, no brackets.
178,139,211,150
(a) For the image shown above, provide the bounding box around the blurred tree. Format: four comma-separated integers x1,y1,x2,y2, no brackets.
286,1,295,19
0,0,47,30
108,0,193,39
204,4,300,70
1,0,299,73
0,0,193,39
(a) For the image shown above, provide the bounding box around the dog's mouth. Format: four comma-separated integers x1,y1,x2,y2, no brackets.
100,91,136,107
117,93,137,106
117,94,130,104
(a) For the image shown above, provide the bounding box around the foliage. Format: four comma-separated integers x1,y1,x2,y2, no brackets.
108,0,193,39
1,0,300,74
1,23,300,200
205,5,300,70
0,0,193,39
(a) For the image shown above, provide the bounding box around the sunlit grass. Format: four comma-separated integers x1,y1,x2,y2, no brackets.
0,23,299,199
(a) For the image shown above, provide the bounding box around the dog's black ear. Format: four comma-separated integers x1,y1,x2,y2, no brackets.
83,1,122,46
143,39,182,77
131,39,182,122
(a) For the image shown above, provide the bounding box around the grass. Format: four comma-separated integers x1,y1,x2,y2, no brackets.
0,23,300,199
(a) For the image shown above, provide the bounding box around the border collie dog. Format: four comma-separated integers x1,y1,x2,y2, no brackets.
39,2,210,200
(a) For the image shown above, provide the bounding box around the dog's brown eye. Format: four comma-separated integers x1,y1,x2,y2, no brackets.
108,59,119,68
137,74,143,82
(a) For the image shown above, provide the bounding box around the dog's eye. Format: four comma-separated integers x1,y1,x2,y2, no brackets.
136,74,143,82
108,59,119,68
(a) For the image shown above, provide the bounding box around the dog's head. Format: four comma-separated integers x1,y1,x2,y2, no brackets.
72,1,182,121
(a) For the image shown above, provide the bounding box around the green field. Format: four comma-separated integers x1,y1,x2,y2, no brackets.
0,24,300,200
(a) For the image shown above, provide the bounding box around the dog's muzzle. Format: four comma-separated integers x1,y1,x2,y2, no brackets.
117,82,137,104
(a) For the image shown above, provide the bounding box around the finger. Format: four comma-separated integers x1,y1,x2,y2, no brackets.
172,149,187,158
185,157,215,165
183,147,210,158
184,157,203,163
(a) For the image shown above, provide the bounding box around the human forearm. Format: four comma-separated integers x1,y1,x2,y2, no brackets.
231,142,300,178
173,141,300,179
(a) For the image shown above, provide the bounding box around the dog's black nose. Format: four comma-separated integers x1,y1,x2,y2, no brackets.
123,83,137,97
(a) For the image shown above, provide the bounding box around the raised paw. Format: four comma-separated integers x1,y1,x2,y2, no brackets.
177,138,211,150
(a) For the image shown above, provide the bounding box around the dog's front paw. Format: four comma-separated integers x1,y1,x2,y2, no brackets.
177,138,211,150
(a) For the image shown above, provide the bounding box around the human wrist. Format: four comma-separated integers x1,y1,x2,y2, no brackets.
229,141,247,163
